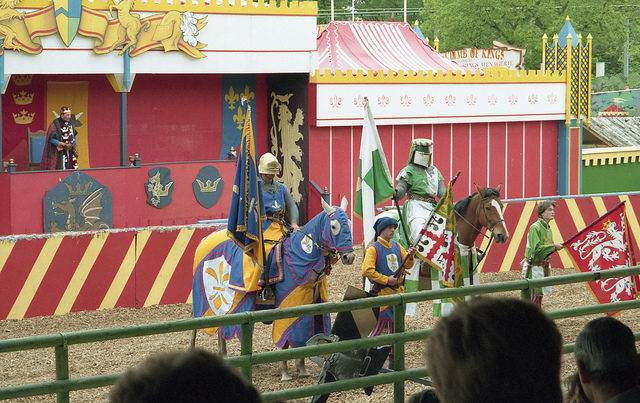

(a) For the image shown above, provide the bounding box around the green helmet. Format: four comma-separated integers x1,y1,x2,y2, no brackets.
408,139,432,167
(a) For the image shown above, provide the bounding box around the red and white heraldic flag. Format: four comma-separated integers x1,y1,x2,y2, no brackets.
564,201,639,315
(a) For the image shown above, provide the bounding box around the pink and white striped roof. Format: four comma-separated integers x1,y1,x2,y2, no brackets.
317,21,463,74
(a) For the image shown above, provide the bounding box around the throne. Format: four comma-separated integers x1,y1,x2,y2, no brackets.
27,127,46,170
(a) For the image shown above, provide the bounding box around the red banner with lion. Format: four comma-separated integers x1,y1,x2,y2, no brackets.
564,201,639,315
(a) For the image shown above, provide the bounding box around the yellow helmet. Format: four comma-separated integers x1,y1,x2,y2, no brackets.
258,153,281,175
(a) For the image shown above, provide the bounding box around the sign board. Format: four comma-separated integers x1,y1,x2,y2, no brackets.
443,41,527,70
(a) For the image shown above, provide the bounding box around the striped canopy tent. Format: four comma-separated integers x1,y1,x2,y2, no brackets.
317,20,463,74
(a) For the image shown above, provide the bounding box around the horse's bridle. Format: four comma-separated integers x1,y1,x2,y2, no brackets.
296,227,341,260
456,195,504,235
455,195,504,262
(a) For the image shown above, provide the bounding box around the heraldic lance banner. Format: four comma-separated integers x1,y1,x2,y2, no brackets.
415,177,457,286
564,201,639,315
227,105,266,292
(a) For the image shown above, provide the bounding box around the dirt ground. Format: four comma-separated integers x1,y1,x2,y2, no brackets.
1,249,639,402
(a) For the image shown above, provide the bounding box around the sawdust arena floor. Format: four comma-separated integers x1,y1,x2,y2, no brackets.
2,249,639,402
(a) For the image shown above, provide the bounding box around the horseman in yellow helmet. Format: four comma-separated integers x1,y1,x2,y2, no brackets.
258,152,300,242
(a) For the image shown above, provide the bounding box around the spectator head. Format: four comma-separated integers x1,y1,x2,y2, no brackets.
426,296,562,403
109,348,262,403
574,317,637,393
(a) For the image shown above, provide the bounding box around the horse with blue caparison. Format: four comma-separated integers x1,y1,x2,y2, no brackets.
191,197,355,380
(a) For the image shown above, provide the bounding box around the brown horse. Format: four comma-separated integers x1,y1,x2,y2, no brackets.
455,184,509,250
420,184,509,316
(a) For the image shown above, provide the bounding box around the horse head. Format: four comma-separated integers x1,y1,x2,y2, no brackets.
474,184,509,244
320,197,355,265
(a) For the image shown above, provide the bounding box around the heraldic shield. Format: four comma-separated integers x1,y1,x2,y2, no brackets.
43,171,113,233
193,165,224,208
145,167,174,208
54,0,82,46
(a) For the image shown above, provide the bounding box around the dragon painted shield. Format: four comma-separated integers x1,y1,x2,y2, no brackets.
43,171,113,233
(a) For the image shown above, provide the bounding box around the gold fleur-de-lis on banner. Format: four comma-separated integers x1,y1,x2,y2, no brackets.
241,85,255,103
225,86,239,110
233,106,245,130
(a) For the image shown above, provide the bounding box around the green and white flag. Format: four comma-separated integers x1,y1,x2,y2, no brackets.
354,98,394,248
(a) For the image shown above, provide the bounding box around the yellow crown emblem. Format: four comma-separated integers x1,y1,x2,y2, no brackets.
12,75,33,86
196,178,221,193
12,109,35,124
12,90,34,105
65,182,91,196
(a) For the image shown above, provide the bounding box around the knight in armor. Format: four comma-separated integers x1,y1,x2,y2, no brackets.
362,217,415,336
41,106,79,170
394,139,444,315
258,152,300,242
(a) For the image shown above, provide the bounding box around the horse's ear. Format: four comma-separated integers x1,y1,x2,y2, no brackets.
474,183,484,195
321,197,336,216
495,183,502,193
340,196,348,212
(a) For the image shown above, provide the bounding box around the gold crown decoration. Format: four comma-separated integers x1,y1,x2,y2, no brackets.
12,75,33,86
65,182,92,196
12,109,35,124
196,178,221,193
12,90,34,105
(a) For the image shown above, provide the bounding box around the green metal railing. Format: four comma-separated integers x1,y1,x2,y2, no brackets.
1,266,640,402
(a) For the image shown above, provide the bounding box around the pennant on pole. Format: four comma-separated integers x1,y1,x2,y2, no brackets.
227,104,266,274
414,179,457,286
564,201,638,315
354,98,394,248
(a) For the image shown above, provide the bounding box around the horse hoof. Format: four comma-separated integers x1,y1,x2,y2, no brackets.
297,370,310,378
281,373,293,382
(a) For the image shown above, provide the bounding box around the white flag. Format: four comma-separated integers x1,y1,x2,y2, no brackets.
354,99,394,248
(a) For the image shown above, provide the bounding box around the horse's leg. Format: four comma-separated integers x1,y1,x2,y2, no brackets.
279,360,292,382
295,357,309,378
218,332,227,357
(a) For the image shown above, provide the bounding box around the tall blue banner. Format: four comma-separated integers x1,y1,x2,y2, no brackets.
221,75,256,160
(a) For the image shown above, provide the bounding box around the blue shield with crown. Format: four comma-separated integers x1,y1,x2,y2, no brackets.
193,166,224,208
54,0,82,46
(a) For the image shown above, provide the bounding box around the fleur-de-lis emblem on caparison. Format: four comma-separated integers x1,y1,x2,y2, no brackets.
225,86,239,110
205,262,231,310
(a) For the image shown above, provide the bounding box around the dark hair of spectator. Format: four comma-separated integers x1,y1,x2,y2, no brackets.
425,296,562,403
109,348,262,403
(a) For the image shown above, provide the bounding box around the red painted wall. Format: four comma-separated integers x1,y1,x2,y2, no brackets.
309,120,560,243
127,75,223,164
0,161,235,235
2,74,275,171
0,226,220,320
